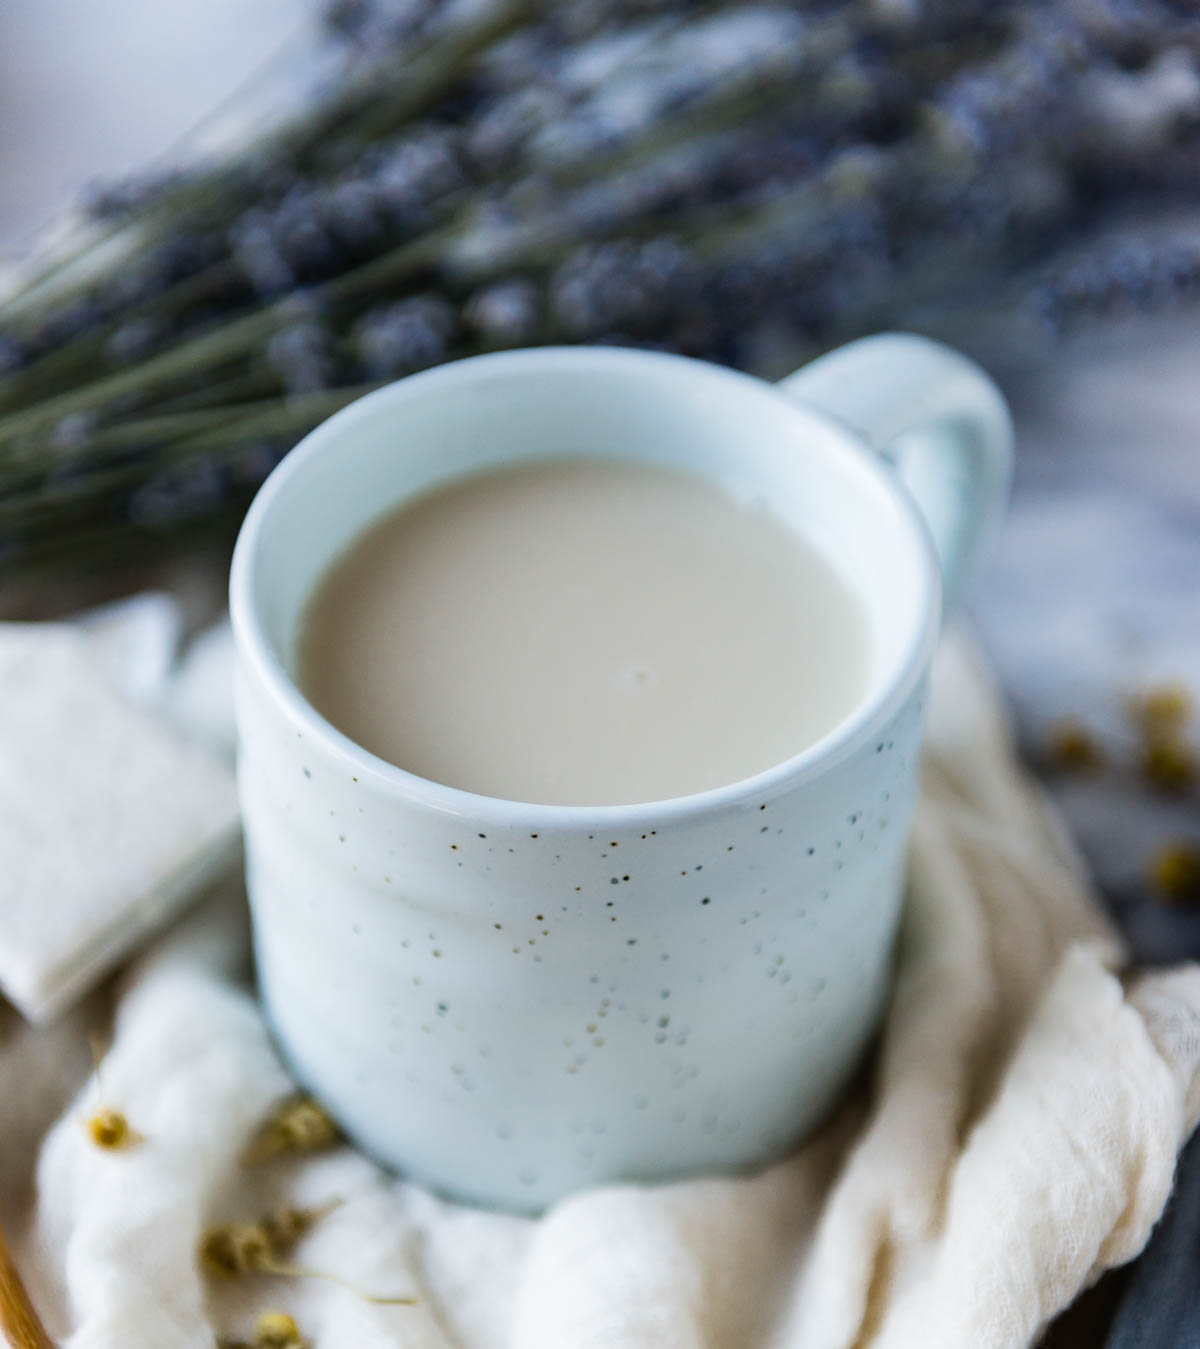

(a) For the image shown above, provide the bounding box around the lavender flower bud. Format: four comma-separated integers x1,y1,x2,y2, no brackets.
50,411,99,453
934,18,1086,160
36,299,106,351
324,0,372,39
464,278,542,344
267,319,337,394
1036,230,1200,333
127,462,228,529
325,178,386,252
230,212,296,296
333,0,430,49
368,128,467,229
1081,48,1200,154
352,295,456,378
272,186,342,275
0,336,25,376
80,168,186,220
106,317,164,366
550,237,695,338
467,87,569,174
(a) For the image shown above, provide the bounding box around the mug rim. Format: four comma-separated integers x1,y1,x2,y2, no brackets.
230,344,942,826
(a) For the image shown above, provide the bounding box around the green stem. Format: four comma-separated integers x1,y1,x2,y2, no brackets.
548,23,854,189
0,6,1004,449
148,367,281,415
0,215,149,327
0,384,382,523
0,260,244,413
0,9,848,421
313,0,543,159
0,212,497,449
0,307,283,448
168,381,383,451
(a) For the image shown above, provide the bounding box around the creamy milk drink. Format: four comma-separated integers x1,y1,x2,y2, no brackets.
298,457,871,806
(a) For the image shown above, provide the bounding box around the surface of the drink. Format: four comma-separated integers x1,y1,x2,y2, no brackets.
298,458,871,805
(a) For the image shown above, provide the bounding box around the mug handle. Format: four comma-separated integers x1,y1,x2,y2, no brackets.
777,332,1013,611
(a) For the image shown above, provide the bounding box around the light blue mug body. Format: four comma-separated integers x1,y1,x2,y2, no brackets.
231,337,1011,1210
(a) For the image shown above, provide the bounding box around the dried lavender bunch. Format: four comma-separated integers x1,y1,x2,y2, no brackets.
1030,219,1200,333
1,0,1200,572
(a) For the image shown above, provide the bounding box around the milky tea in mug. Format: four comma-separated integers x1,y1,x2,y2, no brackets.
298,457,873,807
233,340,1011,1209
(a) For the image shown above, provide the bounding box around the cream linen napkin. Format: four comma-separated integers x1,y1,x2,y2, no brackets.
0,599,238,1023
11,628,1200,1349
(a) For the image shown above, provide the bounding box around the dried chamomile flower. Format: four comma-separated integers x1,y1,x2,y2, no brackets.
1125,679,1197,794
254,1311,307,1348
200,1221,276,1278
1128,682,1194,736
243,1094,340,1165
1152,842,1200,904
1045,718,1104,773
216,1316,308,1349
200,1203,338,1273
201,1201,342,1278
84,1039,143,1150
1141,737,1197,795
260,1203,334,1251
86,1107,142,1151
199,1200,415,1305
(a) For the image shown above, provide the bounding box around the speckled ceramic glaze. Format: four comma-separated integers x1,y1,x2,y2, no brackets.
231,337,1011,1211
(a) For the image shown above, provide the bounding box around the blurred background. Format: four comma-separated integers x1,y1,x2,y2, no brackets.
1,2,1198,1339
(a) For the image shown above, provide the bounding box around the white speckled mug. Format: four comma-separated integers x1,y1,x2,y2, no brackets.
231,336,1011,1211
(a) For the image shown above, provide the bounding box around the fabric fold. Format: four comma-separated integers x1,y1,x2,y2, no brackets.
4,627,1197,1349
